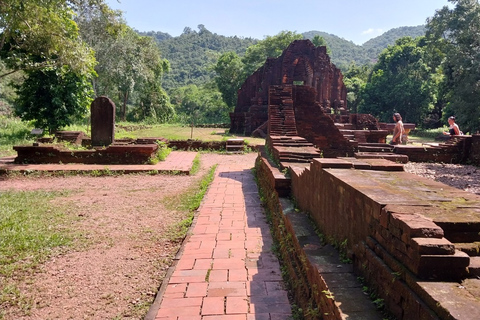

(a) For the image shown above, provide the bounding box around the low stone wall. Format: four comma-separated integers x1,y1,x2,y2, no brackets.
254,151,340,320
256,152,480,320
469,134,480,165
167,140,226,151
13,144,158,164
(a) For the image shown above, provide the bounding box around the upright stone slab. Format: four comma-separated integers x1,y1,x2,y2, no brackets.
91,96,115,146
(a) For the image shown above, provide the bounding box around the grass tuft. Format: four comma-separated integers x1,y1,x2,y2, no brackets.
0,189,76,314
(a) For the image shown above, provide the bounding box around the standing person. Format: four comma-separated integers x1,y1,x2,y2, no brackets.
443,116,462,136
390,113,405,145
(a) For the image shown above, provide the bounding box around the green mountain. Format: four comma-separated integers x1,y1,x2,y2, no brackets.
302,25,426,68
141,25,257,90
141,25,426,90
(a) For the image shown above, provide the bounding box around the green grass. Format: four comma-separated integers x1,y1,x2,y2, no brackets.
114,122,265,146
0,190,76,316
190,153,201,175
148,141,172,164
0,117,36,157
0,118,265,157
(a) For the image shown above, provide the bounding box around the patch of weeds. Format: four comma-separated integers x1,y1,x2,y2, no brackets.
190,153,201,175
148,140,172,164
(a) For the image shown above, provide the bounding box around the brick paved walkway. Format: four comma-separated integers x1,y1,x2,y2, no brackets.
150,160,292,320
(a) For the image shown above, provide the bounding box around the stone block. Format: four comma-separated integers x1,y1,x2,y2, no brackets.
416,250,470,280
410,237,455,256
390,213,444,241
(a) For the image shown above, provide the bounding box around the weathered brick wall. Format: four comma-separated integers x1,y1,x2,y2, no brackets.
14,144,158,164
292,85,355,157
254,150,340,320
231,39,346,134
468,134,480,165
289,157,478,319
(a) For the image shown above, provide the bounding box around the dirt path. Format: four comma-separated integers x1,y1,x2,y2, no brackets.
0,153,257,320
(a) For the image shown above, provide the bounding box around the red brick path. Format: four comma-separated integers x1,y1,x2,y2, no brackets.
151,158,292,320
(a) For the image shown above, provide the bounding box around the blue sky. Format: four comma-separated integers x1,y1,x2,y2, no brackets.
106,0,451,45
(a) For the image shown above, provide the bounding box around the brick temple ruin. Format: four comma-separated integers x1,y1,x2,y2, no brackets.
247,39,480,319
232,39,480,165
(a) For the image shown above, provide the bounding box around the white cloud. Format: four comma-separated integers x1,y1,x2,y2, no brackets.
362,28,384,35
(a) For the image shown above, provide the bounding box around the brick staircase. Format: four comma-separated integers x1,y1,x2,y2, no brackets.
269,99,298,136
269,136,321,166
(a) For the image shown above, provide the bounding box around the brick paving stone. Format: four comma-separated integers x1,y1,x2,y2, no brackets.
212,247,231,259
193,258,213,270
202,296,225,315
216,240,245,249
228,269,248,282
160,297,202,308
208,269,228,282
207,282,247,297
226,296,249,314
155,305,201,318
178,316,202,320
246,282,267,297
246,314,270,320
151,155,291,319
186,282,208,298
163,283,187,299
203,315,247,320
212,258,246,270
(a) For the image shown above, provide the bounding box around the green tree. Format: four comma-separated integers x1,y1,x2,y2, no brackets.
426,0,480,133
13,66,94,133
343,63,371,114
0,0,104,78
241,31,303,76
76,6,171,121
312,35,332,55
213,52,244,109
359,37,435,125
170,83,229,124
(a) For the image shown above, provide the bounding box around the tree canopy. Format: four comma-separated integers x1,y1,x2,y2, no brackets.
0,0,103,78
359,37,436,125
426,0,480,133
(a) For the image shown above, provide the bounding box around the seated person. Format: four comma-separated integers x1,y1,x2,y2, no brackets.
443,116,462,136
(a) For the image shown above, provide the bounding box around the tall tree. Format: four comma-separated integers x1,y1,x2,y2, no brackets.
311,35,332,55
76,8,171,121
241,31,303,76
343,63,371,114
426,0,480,133
0,0,104,78
213,52,244,109
170,83,229,124
359,37,436,125
13,65,95,133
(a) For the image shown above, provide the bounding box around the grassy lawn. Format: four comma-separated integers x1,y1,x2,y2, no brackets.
0,190,77,316
0,119,265,157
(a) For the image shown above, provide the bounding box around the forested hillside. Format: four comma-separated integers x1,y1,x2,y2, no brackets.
141,25,257,90
362,25,426,59
147,25,426,91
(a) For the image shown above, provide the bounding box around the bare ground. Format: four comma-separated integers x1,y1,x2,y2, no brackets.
0,153,256,320
0,153,479,320
404,162,480,195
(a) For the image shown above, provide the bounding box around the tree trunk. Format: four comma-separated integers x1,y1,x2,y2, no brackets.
122,91,128,121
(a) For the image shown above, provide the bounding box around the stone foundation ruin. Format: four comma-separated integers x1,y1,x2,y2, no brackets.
246,39,480,319
13,97,161,165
